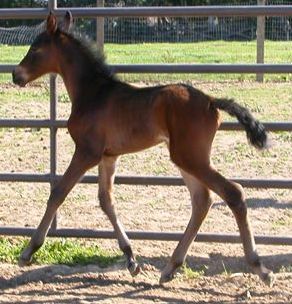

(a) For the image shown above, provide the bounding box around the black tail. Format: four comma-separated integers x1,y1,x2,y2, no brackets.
213,98,268,150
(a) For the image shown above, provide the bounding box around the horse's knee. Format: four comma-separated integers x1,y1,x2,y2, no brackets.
224,182,247,215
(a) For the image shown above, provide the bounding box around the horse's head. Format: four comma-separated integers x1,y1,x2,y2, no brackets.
12,11,73,87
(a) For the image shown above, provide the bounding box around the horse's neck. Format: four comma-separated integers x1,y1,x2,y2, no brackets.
57,45,101,103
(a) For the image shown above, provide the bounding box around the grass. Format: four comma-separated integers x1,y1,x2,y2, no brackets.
1,40,291,82
271,212,292,231
221,260,232,277
279,265,292,273
0,237,122,267
181,263,205,280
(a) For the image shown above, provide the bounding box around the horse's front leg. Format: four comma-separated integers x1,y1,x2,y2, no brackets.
98,156,140,276
19,148,100,266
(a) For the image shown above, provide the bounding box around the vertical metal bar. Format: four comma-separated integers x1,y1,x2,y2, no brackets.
48,0,57,12
48,0,58,231
96,0,104,52
49,74,58,231
256,0,265,82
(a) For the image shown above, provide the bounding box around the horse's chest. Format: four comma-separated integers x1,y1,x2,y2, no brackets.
67,113,99,144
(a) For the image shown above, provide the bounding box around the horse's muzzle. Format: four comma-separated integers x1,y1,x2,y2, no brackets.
12,67,27,87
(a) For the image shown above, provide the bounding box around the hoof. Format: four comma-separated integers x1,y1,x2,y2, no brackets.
128,261,141,277
159,272,174,285
255,262,275,287
18,248,33,267
18,256,32,267
262,271,275,287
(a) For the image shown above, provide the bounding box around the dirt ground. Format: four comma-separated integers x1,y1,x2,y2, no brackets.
0,243,291,304
0,81,291,303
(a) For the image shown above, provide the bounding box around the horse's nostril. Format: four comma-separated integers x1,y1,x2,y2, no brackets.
12,70,17,84
12,70,17,83
12,70,20,85
12,68,26,87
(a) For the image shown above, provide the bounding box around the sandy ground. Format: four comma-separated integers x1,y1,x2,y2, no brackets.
0,245,291,304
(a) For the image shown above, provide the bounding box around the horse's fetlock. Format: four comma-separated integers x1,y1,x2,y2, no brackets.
171,258,184,270
246,253,261,268
123,245,134,259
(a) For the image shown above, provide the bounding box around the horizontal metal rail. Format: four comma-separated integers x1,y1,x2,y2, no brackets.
2,64,292,74
0,227,291,245
0,119,291,131
0,6,292,19
113,64,292,74
0,173,291,189
0,119,66,128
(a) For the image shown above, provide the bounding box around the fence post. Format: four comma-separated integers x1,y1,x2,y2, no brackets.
256,0,266,82
48,0,57,12
48,0,58,231
96,0,104,52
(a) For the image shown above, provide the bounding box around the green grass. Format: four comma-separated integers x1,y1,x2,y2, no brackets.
221,260,232,277
0,237,122,267
181,263,205,280
280,265,292,273
1,40,291,82
0,44,29,64
271,211,292,231
105,41,292,64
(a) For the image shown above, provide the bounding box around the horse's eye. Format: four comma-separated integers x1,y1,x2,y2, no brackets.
31,47,39,53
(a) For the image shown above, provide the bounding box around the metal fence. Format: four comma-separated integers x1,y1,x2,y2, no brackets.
1,8,291,44
0,0,291,245
1,16,267,45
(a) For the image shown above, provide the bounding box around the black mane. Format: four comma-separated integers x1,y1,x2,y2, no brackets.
60,28,117,82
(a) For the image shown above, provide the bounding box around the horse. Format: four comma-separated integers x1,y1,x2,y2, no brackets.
12,11,273,286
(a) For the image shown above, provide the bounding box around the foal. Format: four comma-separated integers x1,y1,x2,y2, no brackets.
13,12,273,285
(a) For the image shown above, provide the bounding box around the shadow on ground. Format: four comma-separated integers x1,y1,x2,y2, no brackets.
139,252,292,276
1,251,291,286
212,197,292,209
0,251,291,304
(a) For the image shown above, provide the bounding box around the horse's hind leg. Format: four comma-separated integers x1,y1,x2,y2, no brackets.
19,148,98,266
160,169,213,284
98,156,140,276
194,166,274,286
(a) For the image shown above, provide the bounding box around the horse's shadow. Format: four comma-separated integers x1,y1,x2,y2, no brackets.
1,251,291,288
139,251,292,276
212,197,292,209
0,251,291,304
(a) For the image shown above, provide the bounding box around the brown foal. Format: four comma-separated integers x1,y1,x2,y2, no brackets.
12,12,273,285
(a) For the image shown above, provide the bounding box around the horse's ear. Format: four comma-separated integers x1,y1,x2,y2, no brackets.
61,11,73,32
47,11,57,34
